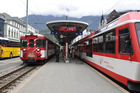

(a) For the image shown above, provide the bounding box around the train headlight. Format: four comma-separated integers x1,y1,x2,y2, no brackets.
23,49,26,51
37,49,40,52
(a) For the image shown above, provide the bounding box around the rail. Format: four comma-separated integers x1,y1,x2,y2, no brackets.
0,66,37,93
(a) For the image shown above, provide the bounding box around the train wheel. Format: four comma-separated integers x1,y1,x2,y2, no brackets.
10,53,12,59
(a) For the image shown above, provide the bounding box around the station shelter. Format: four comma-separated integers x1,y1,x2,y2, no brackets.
46,20,88,62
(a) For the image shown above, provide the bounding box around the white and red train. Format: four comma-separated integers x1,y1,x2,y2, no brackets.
20,33,58,64
73,11,140,91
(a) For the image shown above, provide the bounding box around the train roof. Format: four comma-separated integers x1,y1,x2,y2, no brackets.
72,11,140,45
106,10,140,23
0,37,9,40
72,31,95,45
94,11,140,37
20,33,46,39
21,33,44,37
0,37,19,42
20,33,58,45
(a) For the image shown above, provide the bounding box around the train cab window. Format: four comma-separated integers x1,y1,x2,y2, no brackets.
119,28,133,54
36,39,46,48
20,39,27,47
29,39,34,47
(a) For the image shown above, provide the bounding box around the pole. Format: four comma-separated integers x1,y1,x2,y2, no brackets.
26,0,28,34
65,37,69,63
66,42,68,59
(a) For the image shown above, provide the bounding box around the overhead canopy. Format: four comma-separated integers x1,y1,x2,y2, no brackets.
46,20,88,45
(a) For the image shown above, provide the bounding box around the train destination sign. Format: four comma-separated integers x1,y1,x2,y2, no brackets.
59,27,76,31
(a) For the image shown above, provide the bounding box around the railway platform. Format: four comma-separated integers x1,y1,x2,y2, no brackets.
11,57,125,93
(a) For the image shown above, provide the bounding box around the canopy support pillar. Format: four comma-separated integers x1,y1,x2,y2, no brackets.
65,41,69,63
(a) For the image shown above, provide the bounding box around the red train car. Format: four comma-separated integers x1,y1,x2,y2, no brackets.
73,11,140,91
20,33,58,64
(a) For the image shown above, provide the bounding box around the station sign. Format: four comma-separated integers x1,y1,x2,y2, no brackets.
59,27,76,31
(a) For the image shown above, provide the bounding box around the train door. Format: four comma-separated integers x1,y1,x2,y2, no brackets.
86,39,92,57
27,37,36,58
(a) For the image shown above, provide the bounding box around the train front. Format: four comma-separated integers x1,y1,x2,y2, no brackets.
20,34,46,64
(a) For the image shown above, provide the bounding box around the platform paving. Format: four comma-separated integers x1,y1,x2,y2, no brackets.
11,57,124,93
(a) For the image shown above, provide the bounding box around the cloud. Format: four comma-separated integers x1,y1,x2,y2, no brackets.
0,0,140,17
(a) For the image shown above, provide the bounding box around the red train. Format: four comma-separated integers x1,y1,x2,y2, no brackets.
20,33,58,64
73,11,140,91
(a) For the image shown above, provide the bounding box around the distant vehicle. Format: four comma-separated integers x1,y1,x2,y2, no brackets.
73,11,140,92
0,37,20,59
20,33,58,64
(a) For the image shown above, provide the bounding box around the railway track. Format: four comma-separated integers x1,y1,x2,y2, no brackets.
0,66,37,93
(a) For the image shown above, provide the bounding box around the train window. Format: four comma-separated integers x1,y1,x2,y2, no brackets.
8,41,19,47
99,36,103,43
0,40,2,45
93,35,104,53
10,41,14,47
36,39,46,48
93,29,116,53
105,30,116,54
119,28,133,54
7,41,11,47
135,22,140,47
29,39,34,47
5,40,9,47
12,42,19,47
16,42,19,47
93,37,98,52
20,39,27,47
98,36,104,52
1,40,7,46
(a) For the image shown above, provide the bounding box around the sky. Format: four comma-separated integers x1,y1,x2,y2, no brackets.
0,0,140,18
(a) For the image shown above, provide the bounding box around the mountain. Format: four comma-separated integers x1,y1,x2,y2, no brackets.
78,16,100,30
21,15,101,43
21,15,101,30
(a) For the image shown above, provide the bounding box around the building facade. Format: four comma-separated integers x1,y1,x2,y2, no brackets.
0,13,38,41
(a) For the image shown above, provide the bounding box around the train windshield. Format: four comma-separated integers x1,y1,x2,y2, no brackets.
29,39,34,47
135,22,140,47
20,39,27,47
36,39,46,48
